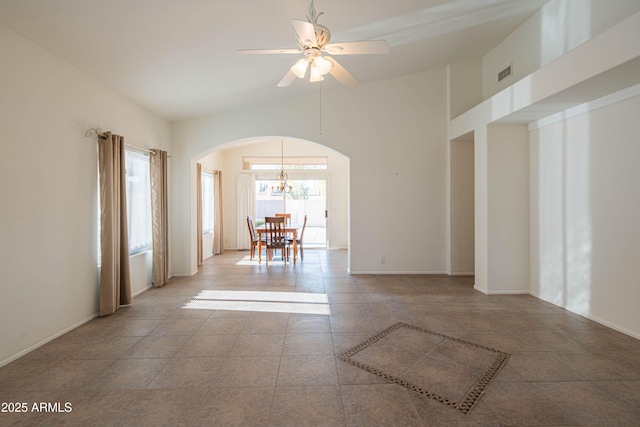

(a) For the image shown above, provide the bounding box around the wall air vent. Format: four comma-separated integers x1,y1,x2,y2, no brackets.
498,64,512,82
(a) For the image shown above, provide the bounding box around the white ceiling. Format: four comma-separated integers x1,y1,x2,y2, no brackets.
0,0,548,122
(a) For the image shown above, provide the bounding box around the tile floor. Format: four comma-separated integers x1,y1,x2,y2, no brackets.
1,249,639,426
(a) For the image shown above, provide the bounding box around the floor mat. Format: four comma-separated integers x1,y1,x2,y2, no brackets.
336,322,510,414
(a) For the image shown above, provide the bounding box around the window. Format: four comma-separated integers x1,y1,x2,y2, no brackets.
125,149,152,254
244,156,327,170
201,170,214,234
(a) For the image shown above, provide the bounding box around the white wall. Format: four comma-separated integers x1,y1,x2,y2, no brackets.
483,0,640,99
487,124,529,293
449,137,475,274
0,26,171,365
449,6,640,336
530,94,640,338
199,151,224,171
171,69,449,275
448,59,483,120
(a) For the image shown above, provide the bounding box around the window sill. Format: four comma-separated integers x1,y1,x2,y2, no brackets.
129,249,152,258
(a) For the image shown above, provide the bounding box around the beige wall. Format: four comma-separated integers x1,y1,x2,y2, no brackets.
449,137,475,274
530,94,640,338
487,124,529,293
171,69,449,275
448,59,483,120
482,0,640,99
0,26,171,365
449,6,640,338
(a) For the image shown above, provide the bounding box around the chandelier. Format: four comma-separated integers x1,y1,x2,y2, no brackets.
273,140,292,193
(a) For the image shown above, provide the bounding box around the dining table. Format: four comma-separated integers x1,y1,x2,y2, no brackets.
256,225,299,264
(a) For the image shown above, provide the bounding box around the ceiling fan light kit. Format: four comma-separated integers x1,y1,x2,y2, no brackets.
238,0,389,88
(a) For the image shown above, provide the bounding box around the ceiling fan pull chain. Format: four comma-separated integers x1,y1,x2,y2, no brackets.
319,81,323,135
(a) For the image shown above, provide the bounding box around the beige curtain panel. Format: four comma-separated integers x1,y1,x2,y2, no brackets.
213,170,223,255
150,149,169,287
98,132,132,316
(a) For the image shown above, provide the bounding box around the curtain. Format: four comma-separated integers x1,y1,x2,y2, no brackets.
213,170,224,255
98,132,131,316
196,163,203,265
237,173,255,250
150,149,169,287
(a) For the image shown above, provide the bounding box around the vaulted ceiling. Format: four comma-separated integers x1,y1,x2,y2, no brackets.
0,0,548,121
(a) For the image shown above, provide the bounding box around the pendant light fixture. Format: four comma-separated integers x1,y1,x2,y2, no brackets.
273,140,292,193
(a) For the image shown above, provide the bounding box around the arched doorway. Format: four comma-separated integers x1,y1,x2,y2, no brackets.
190,136,349,269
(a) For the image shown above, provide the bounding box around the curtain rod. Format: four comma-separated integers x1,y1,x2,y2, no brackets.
85,127,164,156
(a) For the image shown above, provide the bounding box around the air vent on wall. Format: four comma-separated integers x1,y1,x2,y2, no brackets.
498,64,512,82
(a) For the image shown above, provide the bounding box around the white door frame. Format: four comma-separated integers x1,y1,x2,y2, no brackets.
254,171,330,248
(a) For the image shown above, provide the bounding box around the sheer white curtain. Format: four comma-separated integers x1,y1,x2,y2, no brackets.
124,150,151,253
197,163,203,265
213,170,223,255
237,173,255,250
201,171,214,234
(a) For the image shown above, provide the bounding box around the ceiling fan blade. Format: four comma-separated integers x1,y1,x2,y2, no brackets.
324,40,389,55
325,56,359,88
292,19,317,47
277,69,297,88
236,48,301,55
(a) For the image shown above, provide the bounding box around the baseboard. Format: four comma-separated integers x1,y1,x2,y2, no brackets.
474,285,529,295
579,312,640,340
170,271,198,278
529,290,640,340
518,290,640,340
132,285,153,297
350,270,450,275
3,283,175,368
450,272,474,276
0,312,99,368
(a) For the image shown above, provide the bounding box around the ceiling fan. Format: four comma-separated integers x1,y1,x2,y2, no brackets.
237,0,389,88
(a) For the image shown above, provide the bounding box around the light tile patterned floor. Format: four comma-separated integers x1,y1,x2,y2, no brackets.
1,249,639,426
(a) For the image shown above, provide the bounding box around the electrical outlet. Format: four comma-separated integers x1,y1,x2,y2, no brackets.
558,282,563,293
380,257,385,265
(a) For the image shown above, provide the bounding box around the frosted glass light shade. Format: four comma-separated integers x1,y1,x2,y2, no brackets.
309,65,324,82
291,58,309,79
314,56,332,75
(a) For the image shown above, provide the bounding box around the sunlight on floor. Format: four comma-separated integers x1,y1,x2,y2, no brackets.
183,290,331,315
234,255,295,266
235,256,264,266
195,290,328,304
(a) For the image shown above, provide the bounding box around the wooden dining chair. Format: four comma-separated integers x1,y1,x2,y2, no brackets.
246,215,260,260
275,213,291,226
264,216,289,265
289,214,308,261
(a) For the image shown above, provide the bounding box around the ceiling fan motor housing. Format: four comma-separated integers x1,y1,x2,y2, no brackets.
296,24,330,49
